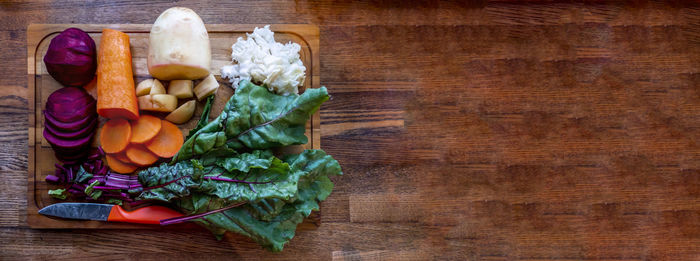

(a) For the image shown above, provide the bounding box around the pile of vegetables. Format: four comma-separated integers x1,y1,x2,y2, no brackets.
100,116,184,173
43,87,98,163
135,74,218,124
41,7,342,253
46,147,142,205
73,81,339,251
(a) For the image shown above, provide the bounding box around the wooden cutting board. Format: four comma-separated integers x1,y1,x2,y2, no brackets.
26,24,321,229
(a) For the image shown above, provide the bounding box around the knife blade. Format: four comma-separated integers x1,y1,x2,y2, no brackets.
39,202,183,225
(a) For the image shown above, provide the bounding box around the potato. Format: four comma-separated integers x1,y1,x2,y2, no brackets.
147,7,211,80
150,80,166,95
165,100,196,124
194,74,219,100
138,94,178,112
168,80,194,98
135,79,164,96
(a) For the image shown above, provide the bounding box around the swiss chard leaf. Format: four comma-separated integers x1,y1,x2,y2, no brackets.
74,166,93,184
135,160,205,202
48,188,68,199
84,180,102,200
186,94,215,140
246,198,286,221
167,149,342,252
174,80,329,161
132,79,340,252
199,153,296,203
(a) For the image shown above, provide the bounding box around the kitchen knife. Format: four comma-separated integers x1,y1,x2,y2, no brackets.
38,202,183,225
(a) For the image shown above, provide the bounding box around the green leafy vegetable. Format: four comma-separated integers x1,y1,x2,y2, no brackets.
74,166,93,183
133,81,341,252
105,198,123,205
141,149,341,251
84,180,103,200
174,80,329,162
48,188,68,199
186,94,215,140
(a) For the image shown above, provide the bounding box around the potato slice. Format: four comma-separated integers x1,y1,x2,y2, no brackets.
168,80,194,98
135,79,165,96
150,80,166,95
138,94,178,112
165,100,196,124
194,74,219,100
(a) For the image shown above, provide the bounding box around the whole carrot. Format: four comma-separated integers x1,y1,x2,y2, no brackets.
96,29,139,120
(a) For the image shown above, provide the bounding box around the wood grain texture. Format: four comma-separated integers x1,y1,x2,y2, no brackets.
2,1,700,260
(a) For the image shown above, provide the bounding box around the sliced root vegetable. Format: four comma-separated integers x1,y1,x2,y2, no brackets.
135,79,165,96
146,120,184,158
111,152,131,163
138,94,178,112
99,118,132,154
105,154,138,174
44,128,95,151
45,87,96,123
125,144,159,166
130,115,162,143
96,29,139,120
168,80,194,98
165,100,196,124
44,112,96,132
193,74,219,100
47,100,97,124
44,116,98,140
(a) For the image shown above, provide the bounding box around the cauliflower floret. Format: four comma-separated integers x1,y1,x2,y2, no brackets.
220,25,306,95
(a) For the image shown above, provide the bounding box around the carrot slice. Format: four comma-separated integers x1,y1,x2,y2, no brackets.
105,154,137,174
145,120,183,158
111,152,131,163
130,115,162,143
125,144,159,167
96,29,139,120
99,118,131,154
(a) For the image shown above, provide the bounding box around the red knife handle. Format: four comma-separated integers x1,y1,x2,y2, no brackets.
107,205,182,224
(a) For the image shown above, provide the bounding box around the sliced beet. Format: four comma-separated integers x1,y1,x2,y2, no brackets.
43,127,95,151
44,116,97,140
44,111,96,132
46,99,96,123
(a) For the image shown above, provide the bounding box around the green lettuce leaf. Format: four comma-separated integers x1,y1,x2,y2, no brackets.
174,80,329,161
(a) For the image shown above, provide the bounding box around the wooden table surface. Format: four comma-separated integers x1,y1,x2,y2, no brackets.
1,1,699,260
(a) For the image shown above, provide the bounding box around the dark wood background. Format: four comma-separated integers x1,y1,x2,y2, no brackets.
1,1,699,260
